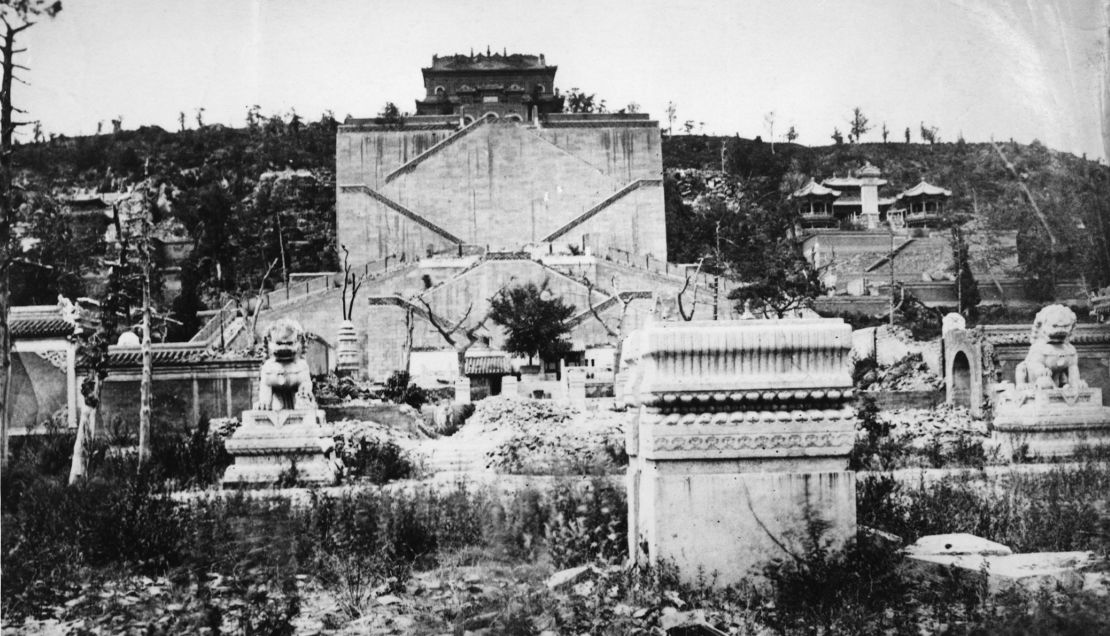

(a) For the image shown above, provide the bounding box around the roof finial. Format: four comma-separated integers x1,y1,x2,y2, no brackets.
470,47,474,59
487,45,491,56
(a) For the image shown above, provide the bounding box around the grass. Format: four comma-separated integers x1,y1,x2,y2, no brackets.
5,430,1110,633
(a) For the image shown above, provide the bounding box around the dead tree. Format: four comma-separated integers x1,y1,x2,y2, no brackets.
417,298,491,376
676,258,706,321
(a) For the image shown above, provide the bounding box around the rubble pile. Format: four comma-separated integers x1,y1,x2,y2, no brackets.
462,396,577,436
881,404,988,451
449,396,627,475
668,168,740,204
860,352,944,393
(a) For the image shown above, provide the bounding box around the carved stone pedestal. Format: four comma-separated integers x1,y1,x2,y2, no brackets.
992,385,1110,457
222,409,337,486
625,319,857,584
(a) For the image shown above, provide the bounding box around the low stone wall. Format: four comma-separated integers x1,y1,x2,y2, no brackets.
868,389,944,410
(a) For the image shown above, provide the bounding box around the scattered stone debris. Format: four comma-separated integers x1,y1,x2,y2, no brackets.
860,352,943,393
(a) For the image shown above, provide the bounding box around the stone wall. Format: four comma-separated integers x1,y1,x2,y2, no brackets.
336,117,667,263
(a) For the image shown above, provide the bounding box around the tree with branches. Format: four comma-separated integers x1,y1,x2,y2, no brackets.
1,0,62,467
848,107,871,143
417,296,493,376
488,280,575,366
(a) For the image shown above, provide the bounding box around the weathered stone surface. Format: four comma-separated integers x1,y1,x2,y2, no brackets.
625,319,856,584
904,533,1013,557
222,409,337,485
989,305,1110,457
222,319,338,486
907,549,1103,594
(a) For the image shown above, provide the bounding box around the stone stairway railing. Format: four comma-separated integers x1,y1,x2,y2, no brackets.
542,178,662,242
383,113,497,184
190,255,410,347
340,185,464,245
865,238,917,272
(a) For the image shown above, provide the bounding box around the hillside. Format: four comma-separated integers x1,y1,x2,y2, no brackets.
663,134,1110,289
8,122,1109,336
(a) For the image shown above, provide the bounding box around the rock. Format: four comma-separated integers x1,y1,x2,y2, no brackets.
376,594,403,606
905,533,1012,557
546,565,590,590
660,609,729,635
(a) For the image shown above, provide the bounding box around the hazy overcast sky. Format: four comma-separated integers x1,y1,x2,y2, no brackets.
16,0,1110,160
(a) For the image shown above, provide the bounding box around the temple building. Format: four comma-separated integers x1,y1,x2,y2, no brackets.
893,179,952,228
414,49,564,122
791,163,952,231
336,52,667,263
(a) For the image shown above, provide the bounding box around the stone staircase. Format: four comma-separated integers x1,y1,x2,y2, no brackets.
416,433,509,474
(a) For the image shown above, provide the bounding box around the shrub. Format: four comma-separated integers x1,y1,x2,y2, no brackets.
858,463,1110,553
381,370,428,409
332,422,417,483
545,478,627,568
848,394,903,471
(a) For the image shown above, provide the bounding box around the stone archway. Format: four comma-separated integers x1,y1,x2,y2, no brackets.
951,351,972,408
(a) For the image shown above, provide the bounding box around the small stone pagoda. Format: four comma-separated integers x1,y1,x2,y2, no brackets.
623,318,857,583
222,319,337,486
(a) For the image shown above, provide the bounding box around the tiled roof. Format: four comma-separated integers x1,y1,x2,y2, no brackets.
10,306,74,339
897,180,952,199
104,344,260,368
464,354,512,375
791,179,840,198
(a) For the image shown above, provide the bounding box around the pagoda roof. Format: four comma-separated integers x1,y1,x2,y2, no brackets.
425,51,553,72
790,179,841,198
897,180,952,199
823,161,887,187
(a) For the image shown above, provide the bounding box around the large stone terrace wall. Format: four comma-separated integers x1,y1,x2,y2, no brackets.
336,116,666,263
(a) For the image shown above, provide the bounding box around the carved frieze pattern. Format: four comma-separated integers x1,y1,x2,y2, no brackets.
652,431,856,452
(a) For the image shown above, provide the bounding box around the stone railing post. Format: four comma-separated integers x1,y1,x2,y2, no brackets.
625,319,857,583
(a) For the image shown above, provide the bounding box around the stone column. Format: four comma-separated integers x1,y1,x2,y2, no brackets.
625,319,857,584
567,367,587,408
455,376,471,404
501,374,519,398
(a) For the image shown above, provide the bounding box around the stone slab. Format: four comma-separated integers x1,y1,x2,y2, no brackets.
904,533,1013,557
633,468,856,582
907,550,1102,594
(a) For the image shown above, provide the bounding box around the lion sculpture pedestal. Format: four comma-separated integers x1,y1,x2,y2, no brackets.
222,319,338,487
992,305,1110,458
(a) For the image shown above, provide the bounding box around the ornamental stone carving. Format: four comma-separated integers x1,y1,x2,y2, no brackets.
624,319,856,585
222,319,337,487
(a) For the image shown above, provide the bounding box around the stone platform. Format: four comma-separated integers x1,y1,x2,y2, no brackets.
992,385,1110,457
624,319,857,584
222,409,338,486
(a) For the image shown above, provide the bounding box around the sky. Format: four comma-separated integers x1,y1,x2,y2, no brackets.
13,0,1110,161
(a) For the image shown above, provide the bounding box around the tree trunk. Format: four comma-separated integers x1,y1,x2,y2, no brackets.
138,254,152,467
0,25,17,470
68,378,97,484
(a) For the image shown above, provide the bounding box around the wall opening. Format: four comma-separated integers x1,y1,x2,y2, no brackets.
951,351,972,408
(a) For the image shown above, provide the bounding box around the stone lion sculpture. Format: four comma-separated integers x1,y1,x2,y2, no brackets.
255,318,316,410
1015,304,1086,391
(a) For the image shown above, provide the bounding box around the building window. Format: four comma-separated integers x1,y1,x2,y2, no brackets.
536,84,545,93
434,85,446,96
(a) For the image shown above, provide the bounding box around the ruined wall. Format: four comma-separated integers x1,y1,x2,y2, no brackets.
336,118,666,263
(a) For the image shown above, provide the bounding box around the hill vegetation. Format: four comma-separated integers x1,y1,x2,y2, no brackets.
664,135,1110,294
8,117,1109,335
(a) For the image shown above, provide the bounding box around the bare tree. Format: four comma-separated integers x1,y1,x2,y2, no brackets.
2,0,62,468
339,245,363,321
764,111,776,154
665,101,677,135
417,297,492,376
676,258,706,321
